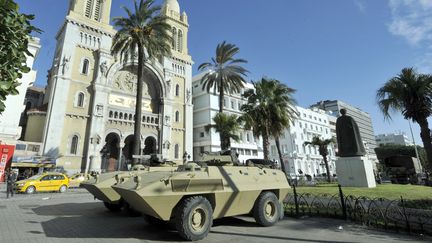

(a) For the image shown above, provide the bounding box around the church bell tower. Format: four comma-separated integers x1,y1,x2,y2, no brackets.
42,0,115,173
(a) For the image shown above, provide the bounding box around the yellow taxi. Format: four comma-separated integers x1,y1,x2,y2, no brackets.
15,172,69,194
68,173,90,188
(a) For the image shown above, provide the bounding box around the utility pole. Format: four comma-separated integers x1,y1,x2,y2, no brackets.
408,120,422,172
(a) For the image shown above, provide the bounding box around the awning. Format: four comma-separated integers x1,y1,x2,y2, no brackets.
11,162,55,168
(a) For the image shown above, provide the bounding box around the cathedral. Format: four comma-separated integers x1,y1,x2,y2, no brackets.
26,0,193,173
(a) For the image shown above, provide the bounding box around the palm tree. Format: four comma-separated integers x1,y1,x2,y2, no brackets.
377,67,432,171
268,84,297,173
304,136,335,182
241,78,297,168
198,41,248,113
111,0,171,164
205,113,241,150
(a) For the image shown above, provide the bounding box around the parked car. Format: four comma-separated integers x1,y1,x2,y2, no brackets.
68,173,90,188
15,172,69,194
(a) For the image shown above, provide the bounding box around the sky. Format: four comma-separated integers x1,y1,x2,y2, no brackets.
15,0,432,144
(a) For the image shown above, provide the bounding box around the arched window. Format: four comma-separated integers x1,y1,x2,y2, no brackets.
109,111,113,118
177,30,183,52
174,144,179,159
172,27,177,50
81,59,89,74
70,135,79,155
77,92,85,107
175,111,180,122
175,84,180,97
85,0,93,18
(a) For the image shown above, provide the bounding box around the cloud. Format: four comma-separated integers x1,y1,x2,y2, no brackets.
388,0,432,72
388,0,432,45
354,0,366,13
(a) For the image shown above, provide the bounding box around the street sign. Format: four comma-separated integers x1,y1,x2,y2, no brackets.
0,145,15,182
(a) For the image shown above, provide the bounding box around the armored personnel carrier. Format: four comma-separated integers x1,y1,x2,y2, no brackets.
112,151,290,241
81,155,176,211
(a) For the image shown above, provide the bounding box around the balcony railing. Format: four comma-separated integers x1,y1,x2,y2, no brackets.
108,109,159,126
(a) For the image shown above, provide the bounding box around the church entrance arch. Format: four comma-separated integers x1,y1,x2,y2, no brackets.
101,133,120,172
121,135,135,169
143,136,157,155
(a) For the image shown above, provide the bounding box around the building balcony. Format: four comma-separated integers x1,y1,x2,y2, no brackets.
304,128,322,135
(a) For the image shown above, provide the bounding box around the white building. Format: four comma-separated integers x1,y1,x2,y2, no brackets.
192,73,263,163
375,133,413,146
269,106,337,177
0,37,41,144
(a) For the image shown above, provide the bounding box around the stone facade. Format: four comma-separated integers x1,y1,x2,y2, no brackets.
32,0,193,174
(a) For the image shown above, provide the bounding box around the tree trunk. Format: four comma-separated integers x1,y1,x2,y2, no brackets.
417,117,432,172
132,45,144,165
275,137,287,174
225,134,231,150
319,145,331,182
218,82,225,150
322,154,331,182
262,129,270,160
220,133,230,151
219,83,224,113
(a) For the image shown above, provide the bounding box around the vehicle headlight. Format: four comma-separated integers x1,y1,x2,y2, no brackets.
17,183,25,187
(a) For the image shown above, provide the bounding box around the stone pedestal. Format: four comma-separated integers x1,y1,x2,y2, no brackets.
336,156,376,188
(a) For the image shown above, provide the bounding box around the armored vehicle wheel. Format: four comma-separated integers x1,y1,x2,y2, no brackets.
174,196,213,241
253,191,280,226
26,186,36,194
103,202,123,212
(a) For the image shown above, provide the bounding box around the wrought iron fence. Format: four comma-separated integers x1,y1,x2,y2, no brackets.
283,185,432,236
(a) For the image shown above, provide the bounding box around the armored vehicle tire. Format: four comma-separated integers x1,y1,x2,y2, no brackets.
253,191,280,226
174,196,213,241
103,202,123,212
26,186,36,194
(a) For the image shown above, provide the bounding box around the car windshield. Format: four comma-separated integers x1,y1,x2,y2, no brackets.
27,175,41,180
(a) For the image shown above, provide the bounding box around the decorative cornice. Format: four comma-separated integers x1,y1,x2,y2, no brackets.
77,44,98,52
65,113,89,119
170,56,192,65
66,17,114,38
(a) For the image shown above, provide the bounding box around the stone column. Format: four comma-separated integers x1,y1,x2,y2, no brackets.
117,142,124,171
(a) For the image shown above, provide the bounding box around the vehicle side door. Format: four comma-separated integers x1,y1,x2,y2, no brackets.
38,175,52,191
56,175,67,190
49,174,62,190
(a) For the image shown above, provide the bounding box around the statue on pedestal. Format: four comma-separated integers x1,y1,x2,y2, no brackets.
336,109,366,157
